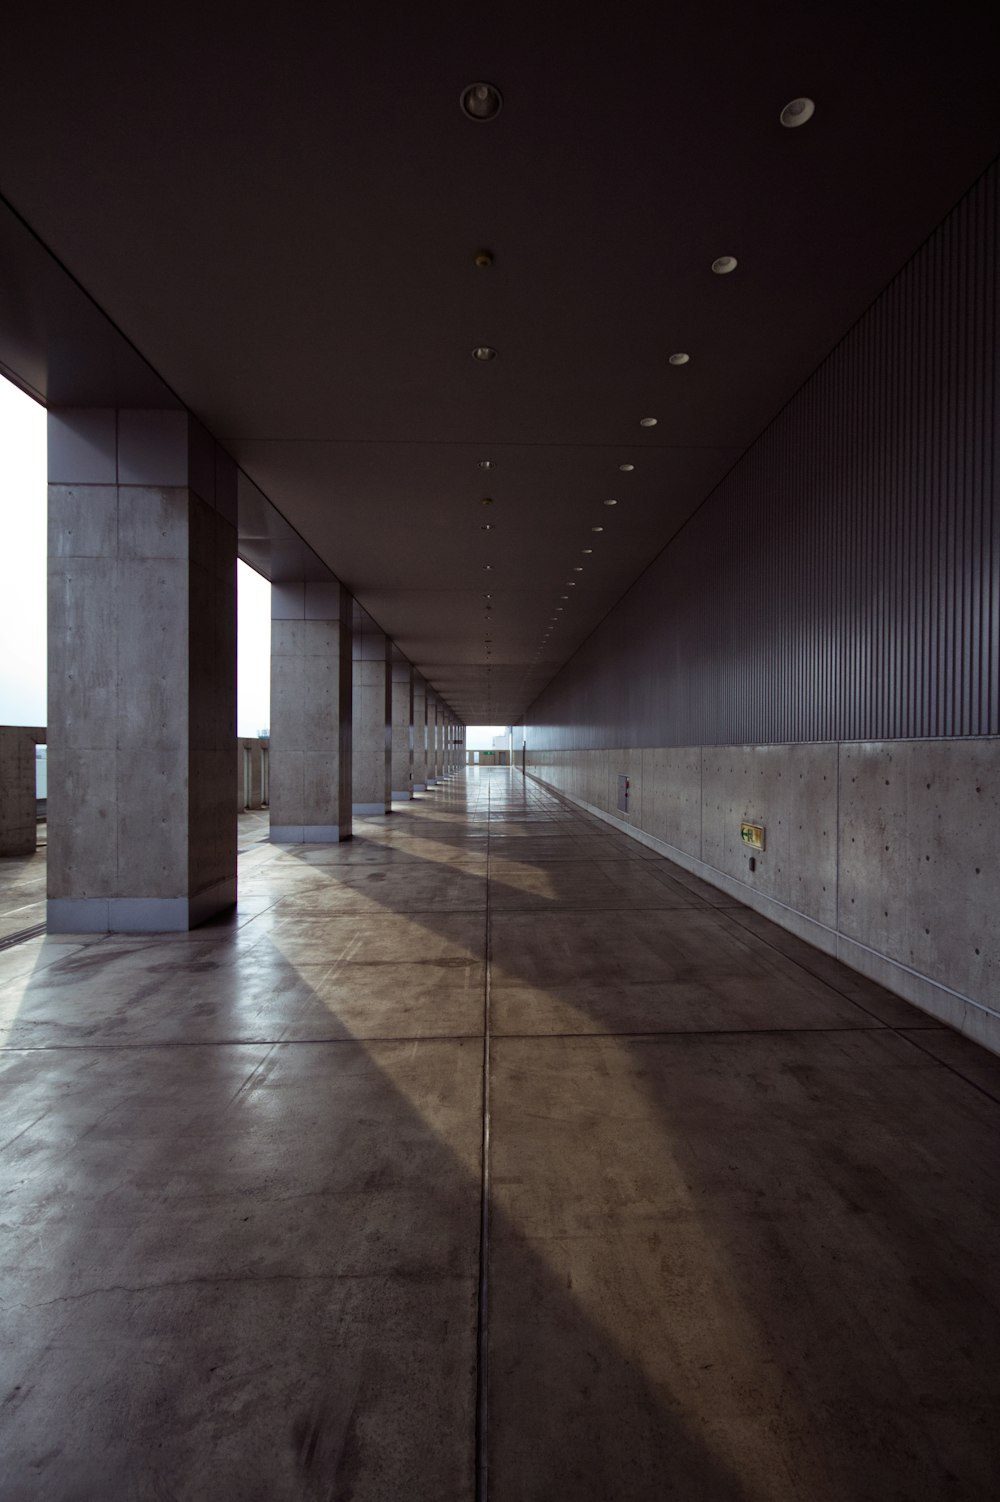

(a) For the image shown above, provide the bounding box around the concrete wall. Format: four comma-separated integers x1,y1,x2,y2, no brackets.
527,739,1000,1053
0,727,42,857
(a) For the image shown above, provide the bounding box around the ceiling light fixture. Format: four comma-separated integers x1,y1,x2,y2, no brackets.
669,352,690,366
560,595,568,600
481,497,494,506
478,459,495,470
604,498,618,507
481,522,494,530
780,96,815,128
461,82,503,121
474,250,494,269
591,526,604,533
712,256,738,275
566,582,576,587
472,346,497,361
582,548,593,555
573,565,584,571
483,564,493,571
640,417,657,427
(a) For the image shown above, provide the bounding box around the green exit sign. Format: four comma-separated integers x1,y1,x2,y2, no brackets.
740,822,765,851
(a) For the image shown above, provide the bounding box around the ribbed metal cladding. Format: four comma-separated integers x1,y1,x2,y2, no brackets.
528,161,999,751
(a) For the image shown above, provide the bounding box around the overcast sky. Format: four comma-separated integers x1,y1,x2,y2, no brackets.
0,374,272,736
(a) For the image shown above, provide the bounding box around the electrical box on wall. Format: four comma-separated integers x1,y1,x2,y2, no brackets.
740,821,765,851
616,775,630,813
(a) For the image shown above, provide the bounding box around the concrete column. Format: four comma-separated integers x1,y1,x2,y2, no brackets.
47,408,237,931
390,657,413,801
352,610,391,816
237,737,265,811
427,695,440,784
270,580,352,842
412,675,429,791
0,727,38,856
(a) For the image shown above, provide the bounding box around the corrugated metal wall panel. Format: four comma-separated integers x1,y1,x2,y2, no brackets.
527,161,999,751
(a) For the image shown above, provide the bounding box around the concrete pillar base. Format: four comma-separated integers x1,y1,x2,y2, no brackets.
48,878,237,934
391,789,413,800
413,782,428,792
352,802,389,816
270,824,346,843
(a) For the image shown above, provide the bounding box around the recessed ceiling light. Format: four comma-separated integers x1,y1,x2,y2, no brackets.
582,549,593,555
604,498,618,507
573,565,584,571
556,607,563,613
478,459,495,469
566,582,576,587
669,352,690,366
472,346,497,361
639,417,657,427
483,564,493,571
560,595,568,600
712,256,738,275
480,522,494,530
591,526,604,533
474,250,494,269
619,463,634,472
461,82,503,121
780,96,815,128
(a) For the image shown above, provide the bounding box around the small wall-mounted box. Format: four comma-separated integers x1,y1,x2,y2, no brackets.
740,821,765,851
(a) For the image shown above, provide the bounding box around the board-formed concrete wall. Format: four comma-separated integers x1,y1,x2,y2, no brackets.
526,740,999,1053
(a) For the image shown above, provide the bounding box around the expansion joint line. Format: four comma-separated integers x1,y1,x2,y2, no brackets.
475,777,493,1502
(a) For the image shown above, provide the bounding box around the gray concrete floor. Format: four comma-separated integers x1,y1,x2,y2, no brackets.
1,773,999,1499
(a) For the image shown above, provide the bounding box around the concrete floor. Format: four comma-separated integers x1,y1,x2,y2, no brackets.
1,772,999,1499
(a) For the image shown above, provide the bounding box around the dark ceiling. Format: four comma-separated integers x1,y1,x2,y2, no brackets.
1,2,998,723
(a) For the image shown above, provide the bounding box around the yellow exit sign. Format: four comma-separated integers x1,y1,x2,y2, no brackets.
740,822,765,851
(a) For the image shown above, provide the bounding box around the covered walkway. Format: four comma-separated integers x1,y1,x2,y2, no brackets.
1,768,998,1498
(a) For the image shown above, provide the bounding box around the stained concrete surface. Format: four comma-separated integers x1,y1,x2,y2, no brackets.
1,773,999,1498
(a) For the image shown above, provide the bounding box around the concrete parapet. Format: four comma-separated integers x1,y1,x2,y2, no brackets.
527,737,1000,1056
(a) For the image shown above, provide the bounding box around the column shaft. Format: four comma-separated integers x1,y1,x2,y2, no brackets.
47,408,237,931
352,614,391,815
412,676,429,791
270,580,352,842
391,659,413,800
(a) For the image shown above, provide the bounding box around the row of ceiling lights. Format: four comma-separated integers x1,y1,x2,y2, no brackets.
465,82,815,690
